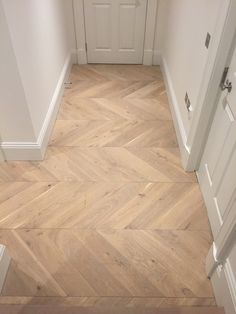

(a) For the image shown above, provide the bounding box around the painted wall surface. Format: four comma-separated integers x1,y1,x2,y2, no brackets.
155,0,222,135
1,0,75,139
0,1,35,142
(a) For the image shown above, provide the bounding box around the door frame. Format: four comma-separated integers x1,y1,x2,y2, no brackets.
72,0,158,65
184,0,236,171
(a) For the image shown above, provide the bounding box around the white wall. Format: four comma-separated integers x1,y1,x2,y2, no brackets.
155,0,222,137
0,1,36,142
1,0,75,139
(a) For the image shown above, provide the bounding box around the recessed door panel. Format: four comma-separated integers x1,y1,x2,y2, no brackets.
216,145,236,218
119,4,136,50
94,4,112,50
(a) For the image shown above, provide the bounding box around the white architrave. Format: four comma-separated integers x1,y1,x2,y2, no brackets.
73,0,87,64
143,0,158,65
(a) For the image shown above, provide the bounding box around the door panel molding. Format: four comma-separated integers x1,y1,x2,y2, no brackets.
84,0,147,64
73,0,157,65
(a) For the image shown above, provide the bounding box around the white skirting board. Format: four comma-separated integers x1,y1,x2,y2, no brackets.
0,51,74,161
0,245,10,292
159,54,190,169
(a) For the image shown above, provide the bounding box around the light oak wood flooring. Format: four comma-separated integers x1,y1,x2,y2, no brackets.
0,65,214,308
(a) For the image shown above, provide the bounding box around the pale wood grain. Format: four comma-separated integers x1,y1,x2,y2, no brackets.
0,305,224,314
0,65,213,308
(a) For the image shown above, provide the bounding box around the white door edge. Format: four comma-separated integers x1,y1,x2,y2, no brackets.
0,245,10,292
185,0,236,171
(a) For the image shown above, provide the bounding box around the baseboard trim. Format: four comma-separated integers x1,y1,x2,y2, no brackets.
37,51,73,158
0,51,74,161
211,260,236,314
160,55,190,169
0,142,43,161
0,245,10,292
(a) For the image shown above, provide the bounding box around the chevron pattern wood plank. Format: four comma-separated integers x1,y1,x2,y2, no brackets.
0,182,210,231
0,65,214,308
69,64,164,82
0,229,212,298
58,98,172,121
64,80,166,99
0,147,196,182
49,120,178,147
0,296,216,307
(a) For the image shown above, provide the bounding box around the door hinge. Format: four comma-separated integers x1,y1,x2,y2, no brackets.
85,42,88,52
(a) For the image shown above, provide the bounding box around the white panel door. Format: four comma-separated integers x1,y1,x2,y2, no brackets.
198,42,236,239
84,0,147,64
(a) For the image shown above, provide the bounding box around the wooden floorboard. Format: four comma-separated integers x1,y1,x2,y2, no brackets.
0,65,214,307
0,305,225,314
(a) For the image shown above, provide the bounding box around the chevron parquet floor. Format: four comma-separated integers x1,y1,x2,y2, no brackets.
0,65,214,308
